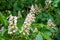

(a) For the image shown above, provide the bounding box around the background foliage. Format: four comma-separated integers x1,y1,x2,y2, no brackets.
0,0,60,40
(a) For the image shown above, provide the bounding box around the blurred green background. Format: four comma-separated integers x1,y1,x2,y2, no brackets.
0,0,60,40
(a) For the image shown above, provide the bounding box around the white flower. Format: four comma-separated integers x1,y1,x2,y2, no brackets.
8,32,13,34
13,30,16,32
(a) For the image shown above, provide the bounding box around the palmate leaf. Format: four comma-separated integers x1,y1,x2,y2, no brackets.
35,32,43,40
41,32,53,40
0,12,8,27
0,36,2,40
52,0,60,7
0,32,5,40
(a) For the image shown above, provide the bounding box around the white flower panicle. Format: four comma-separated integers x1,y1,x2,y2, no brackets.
8,15,18,34
30,5,35,13
0,27,4,32
30,4,42,14
18,11,22,18
47,19,56,27
35,4,42,13
20,5,35,35
20,4,51,35
33,27,38,33
45,0,52,9
45,0,52,4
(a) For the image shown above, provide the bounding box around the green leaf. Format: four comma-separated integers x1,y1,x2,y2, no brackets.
0,12,8,27
45,31,52,36
52,0,60,7
35,32,43,40
41,32,53,40
0,36,2,40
